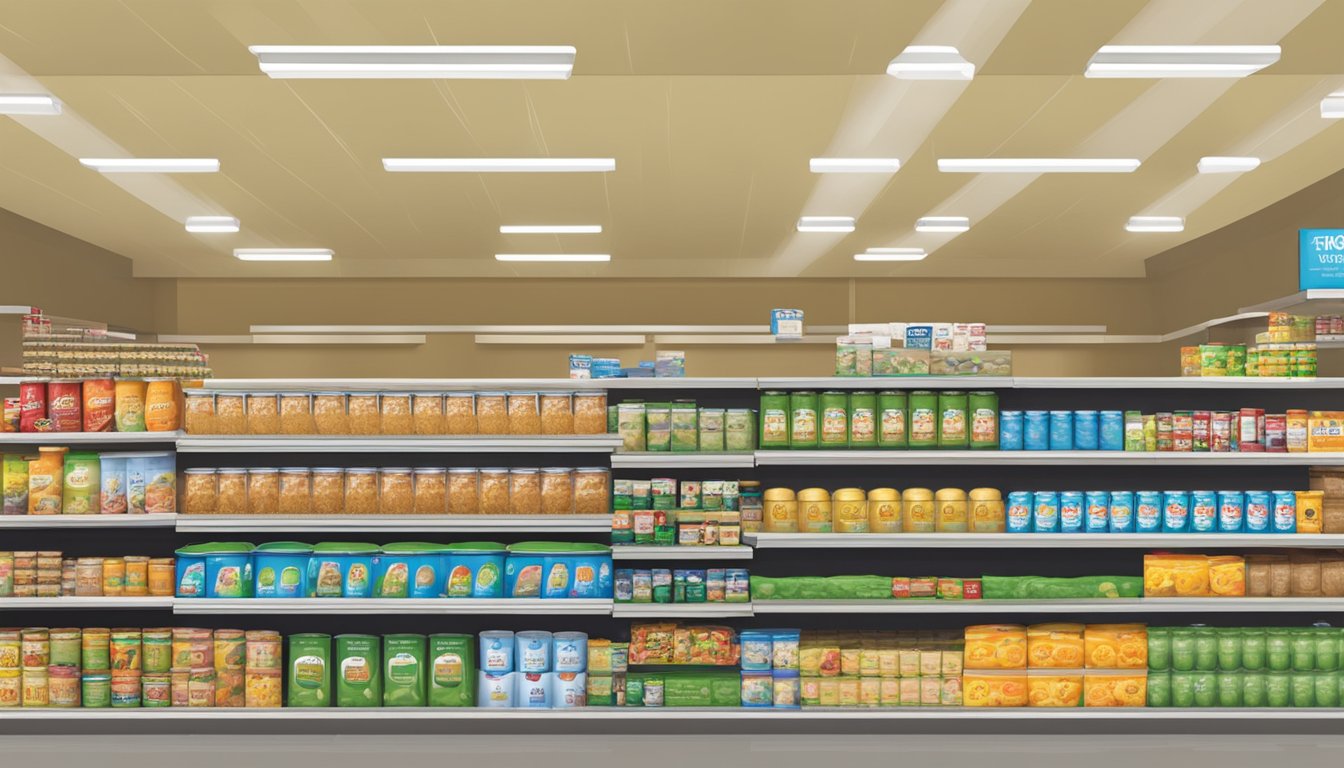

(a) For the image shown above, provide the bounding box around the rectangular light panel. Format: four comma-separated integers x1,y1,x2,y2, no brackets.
886,46,975,80
1322,92,1344,119
234,248,333,262
80,158,220,173
915,216,970,233
0,94,61,115
938,158,1140,173
1085,45,1280,78
1197,156,1260,174
854,248,927,261
1126,216,1184,233
500,225,602,234
384,158,614,173
797,216,856,233
186,216,240,233
809,158,901,173
495,254,610,262
249,45,576,80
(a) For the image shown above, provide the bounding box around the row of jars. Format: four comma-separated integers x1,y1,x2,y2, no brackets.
761,487,1006,534
182,466,612,516
183,391,608,436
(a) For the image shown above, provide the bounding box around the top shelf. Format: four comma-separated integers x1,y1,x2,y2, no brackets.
200,378,757,391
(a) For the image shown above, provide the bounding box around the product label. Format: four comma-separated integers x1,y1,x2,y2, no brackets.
821,407,847,442
941,408,966,441
850,408,875,441
971,408,997,443
762,409,788,443
880,408,906,442
293,656,325,688
911,408,935,441
791,409,817,442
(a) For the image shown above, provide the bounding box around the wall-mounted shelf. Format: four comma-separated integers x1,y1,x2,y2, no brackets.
175,435,623,453
611,452,756,469
174,514,612,534
610,545,753,561
0,513,177,529
744,533,1344,549
0,597,173,610
0,431,181,445
611,602,753,618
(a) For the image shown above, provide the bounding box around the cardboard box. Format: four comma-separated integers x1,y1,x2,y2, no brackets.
930,349,1012,376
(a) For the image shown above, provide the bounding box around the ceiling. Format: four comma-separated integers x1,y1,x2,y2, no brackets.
1,0,1344,278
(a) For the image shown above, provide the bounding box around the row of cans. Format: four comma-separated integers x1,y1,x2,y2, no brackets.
1004,490,1301,533
1000,410,1124,451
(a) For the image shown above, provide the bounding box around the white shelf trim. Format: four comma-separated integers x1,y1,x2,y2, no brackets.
0,597,173,610
0,513,176,529
754,450,1344,466
175,435,623,453
611,452,756,469
0,431,181,444
611,545,753,561
175,514,612,533
744,533,1344,549
171,598,614,615
750,598,1344,614
611,602,753,618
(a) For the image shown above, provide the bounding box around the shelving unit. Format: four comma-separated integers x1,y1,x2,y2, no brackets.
175,435,623,453
172,598,614,615
175,514,612,534
750,599,1344,614
610,545,753,560
611,602,753,618
0,597,173,611
0,513,177,529
744,533,1344,549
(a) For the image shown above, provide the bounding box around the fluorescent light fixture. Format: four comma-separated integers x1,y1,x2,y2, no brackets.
854,248,927,262
383,158,614,173
809,157,901,173
499,225,602,234
1197,156,1260,174
1085,45,1280,78
495,253,610,262
185,216,240,233
886,46,975,80
234,248,333,262
1322,92,1344,118
797,216,856,233
1126,216,1184,233
915,216,970,233
938,158,1140,173
0,94,61,115
249,45,576,80
80,158,219,173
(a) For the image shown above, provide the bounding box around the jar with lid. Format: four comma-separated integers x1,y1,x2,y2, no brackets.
214,394,245,435
313,393,348,435
183,391,216,435
935,488,968,532
969,488,1005,533
344,468,378,514
346,393,379,435
540,393,574,435
573,467,611,515
446,468,479,515
246,468,279,514
739,481,764,533
379,468,414,514
868,488,902,533
832,488,869,533
215,469,248,514
380,392,413,435
763,488,799,533
412,393,444,435
572,392,608,435
540,468,574,514
510,468,541,515
507,392,541,435
478,468,510,515
476,392,507,435
444,393,477,435
413,468,446,514
901,488,935,532
278,468,312,514
311,469,344,515
123,556,149,596
245,393,279,435
279,393,315,435
182,469,217,514
797,488,833,533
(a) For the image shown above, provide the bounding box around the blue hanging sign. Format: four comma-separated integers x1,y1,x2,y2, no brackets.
1299,229,1344,289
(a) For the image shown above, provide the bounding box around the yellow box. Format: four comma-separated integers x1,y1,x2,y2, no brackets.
941,648,964,677
801,676,820,706
879,677,901,707
879,648,900,678
1027,623,1084,669
920,676,941,706
837,677,860,707
964,625,1027,670
1208,555,1247,596
1083,671,1147,707
1084,624,1148,669
840,646,860,677
899,678,920,706
963,672,1028,707
1309,412,1344,452
898,649,920,677
1143,553,1209,597
1027,671,1083,707
859,676,881,708
818,678,840,707
940,676,963,706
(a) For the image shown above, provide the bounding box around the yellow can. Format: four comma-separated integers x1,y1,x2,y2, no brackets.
935,488,968,532
102,557,125,596
798,488,833,533
903,488,935,532
969,488,1006,533
763,488,799,533
147,558,175,597
123,556,149,596
832,488,869,533
868,488,902,533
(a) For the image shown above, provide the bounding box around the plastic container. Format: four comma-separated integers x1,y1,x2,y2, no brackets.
832,488,869,533
818,391,848,449
1059,491,1083,533
789,391,819,449
1033,491,1059,533
937,391,969,449
479,631,515,673
1007,491,1033,533
903,488,935,533
374,542,450,598
935,488,969,532
507,541,612,599
968,391,998,450
1109,491,1135,533
848,391,877,449
309,542,378,598
763,488,799,533
868,488,902,533
878,391,908,449
1162,491,1190,533
797,488,833,533
253,542,312,598
969,488,1005,533
759,391,790,449
516,631,553,674
908,391,938,449
1136,491,1162,533
174,542,254,599
553,632,588,674
445,542,507,598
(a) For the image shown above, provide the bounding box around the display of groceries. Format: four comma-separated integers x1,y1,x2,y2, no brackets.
20,309,210,379
612,477,759,541
834,321,1012,377
5,379,183,433
1146,625,1344,707
2,448,176,516
614,567,750,604
613,399,756,452
962,623,1147,708
1180,313,1326,378
0,551,175,598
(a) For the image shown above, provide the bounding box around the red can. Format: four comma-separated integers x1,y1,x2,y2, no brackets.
1211,412,1233,452
1239,407,1265,451
81,379,115,432
47,380,82,432
18,380,47,432
891,577,911,599
963,579,983,600
1192,411,1211,452
1264,413,1287,452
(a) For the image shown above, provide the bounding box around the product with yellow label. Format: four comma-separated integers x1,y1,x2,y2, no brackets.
934,488,968,532
1027,670,1083,707
832,488,869,533
969,488,1005,533
1027,623,1084,669
1084,624,1148,669
867,488,902,533
1083,670,1147,707
797,488,833,534
964,625,1027,670
1296,490,1325,534
1308,411,1344,452
902,487,935,533
963,671,1028,707
1208,555,1247,596
763,488,799,533
1143,554,1210,598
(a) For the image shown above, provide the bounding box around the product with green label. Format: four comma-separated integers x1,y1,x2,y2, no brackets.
698,408,725,452
877,391,907,449
759,391,790,449
818,391,848,449
670,403,698,452
287,633,332,707
645,403,671,452
724,408,755,452
908,391,938,449
937,391,968,449
789,391,818,449
383,634,427,707
848,391,877,449
428,633,475,707
968,391,999,450
336,634,382,707
617,404,646,452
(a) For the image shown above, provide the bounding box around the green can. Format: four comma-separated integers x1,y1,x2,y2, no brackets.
937,391,968,449
1148,627,1170,670
142,673,171,708
142,630,172,674
1267,630,1292,671
1242,628,1266,671
670,403,698,452
49,629,80,667
1191,671,1216,707
1315,671,1339,707
335,634,382,707
1170,628,1195,672
625,675,645,707
848,391,877,449
1242,671,1266,707
759,391,790,449
81,673,111,708
1292,629,1316,672
1146,670,1171,707
789,391,819,449
1217,628,1243,671
428,634,475,708
968,391,999,450
819,391,849,449
287,633,332,707
1170,671,1195,707
1193,628,1217,671
1265,671,1291,707
607,405,618,434
383,634,427,707
908,391,938,449
1216,671,1241,707
1292,672,1316,707
1314,627,1339,671
877,391,907,449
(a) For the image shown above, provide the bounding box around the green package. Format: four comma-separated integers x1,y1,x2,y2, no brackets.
1217,628,1242,671
978,575,1141,600
1315,671,1339,707
287,633,332,707
625,674,645,706
1266,630,1292,671
587,674,614,706
383,634,427,707
61,452,100,515
1265,671,1291,707
749,575,894,601
1242,672,1266,707
698,408,725,452
2,454,29,516
428,634,475,707
1242,629,1266,671
758,392,789,449
1146,670,1171,707
335,634,381,707
1191,671,1216,708
645,404,671,452
1292,672,1316,707
1292,629,1316,672
1170,672,1195,707
725,409,755,452
662,671,740,707
607,405,618,434
818,391,848,449
848,391,877,449
1147,627,1170,671
1315,628,1339,671
670,404,698,452
618,404,647,452
1192,629,1217,671
1216,671,1241,707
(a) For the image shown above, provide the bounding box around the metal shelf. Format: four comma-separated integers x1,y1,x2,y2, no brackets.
175,514,612,534
176,435,623,453
611,545,753,561
743,533,1344,549
1012,376,1344,389
0,431,180,445
611,602,753,618
758,377,1013,389
172,598,614,615
201,377,757,391
753,450,1344,466
0,513,177,529
611,452,756,469
750,598,1344,614
0,597,173,610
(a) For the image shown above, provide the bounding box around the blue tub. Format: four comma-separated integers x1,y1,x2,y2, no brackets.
504,553,545,598
506,542,613,599
444,542,506,598
175,543,254,598
309,542,379,598
374,542,449,598
253,542,312,598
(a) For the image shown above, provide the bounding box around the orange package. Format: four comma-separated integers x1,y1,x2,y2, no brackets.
1083,671,1147,707
1027,671,1083,707
1208,555,1246,596
1084,624,1148,669
963,672,1028,707
964,624,1027,670
1027,623,1084,669
1144,553,1209,597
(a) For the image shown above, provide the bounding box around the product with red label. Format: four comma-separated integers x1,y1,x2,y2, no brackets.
19,381,46,433
82,379,115,432
46,380,82,432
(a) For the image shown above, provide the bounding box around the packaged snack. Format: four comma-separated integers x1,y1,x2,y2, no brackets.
1084,624,1148,669
964,625,1027,670
1083,670,1147,707
1027,671,1083,707
1027,623,1084,669
1143,553,1209,598
963,671,1028,707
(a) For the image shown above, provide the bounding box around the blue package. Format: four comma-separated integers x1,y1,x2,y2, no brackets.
1272,491,1297,533
1049,411,1074,450
1033,491,1059,532
1073,411,1099,451
1085,491,1110,533
1217,491,1244,533
1059,491,1084,533
770,309,804,339
553,632,588,673
516,671,551,708
999,411,1024,451
1190,491,1217,532
1099,411,1125,451
1024,411,1050,451
1006,492,1033,533
1245,491,1271,532
739,631,774,671
1135,491,1162,533
515,631,553,674
1108,491,1135,533
1162,491,1190,533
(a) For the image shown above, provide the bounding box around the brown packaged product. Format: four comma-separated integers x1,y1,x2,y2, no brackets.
446,468,479,515
509,469,541,515
215,469,248,515
507,393,541,435
479,468,510,515
214,395,246,435
1321,555,1344,597
1309,468,1344,499
278,469,312,514
182,469,217,514
573,392,607,435
379,468,414,514
1267,555,1292,597
344,468,378,514
313,394,348,435
412,394,444,435
573,467,611,515
279,394,315,435
476,393,507,435
412,468,447,514
380,393,413,435
311,469,344,515
444,394,477,435
1290,553,1322,597
183,392,216,435
246,469,280,514
1246,556,1272,597
245,394,279,435
347,394,379,435
540,393,574,436
1324,502,1344,535
540,468,574,515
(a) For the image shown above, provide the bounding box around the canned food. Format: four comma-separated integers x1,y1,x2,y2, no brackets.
1162,491,1190,532
1190,491,1217,533
1109,491,1135,533
1245,491,1272,532
1218,491,1245,533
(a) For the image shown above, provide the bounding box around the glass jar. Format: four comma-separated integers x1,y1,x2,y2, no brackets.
182,469,217,514
510,468,541,515
311,469,344,515
447,468,479,515
313,393,348,435
380,392,413,435
540,468,574,515
183,391,216,435
478,468,510,515
215,469,248,515
347,393,379,435
573,467,611,515
444,393,477,435
344,468,378,514
246,468,279,514
573,392,608,435
379,468,414,514
278,468,312,515
413,468,447,514
540,393,574,435
279,393,315,435
214,394,245,435
245,393,279,435
476,392,507,435
412,394,444,435
507,392,541,435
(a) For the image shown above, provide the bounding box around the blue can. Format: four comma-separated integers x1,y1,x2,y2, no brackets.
614,569,634,602
1073,411,1099,451
1059,491,1084,533
1190,491,1217,533
1024,411,1050,451
1006,491,1033,532
1272,491,1297,533
1085,491,1110,533
1108,491,1135,533
1033,491,1060,532
1099,411,1125,451
1049,411,1074,450
1162,491,1190,533
1245,490,1272,532
1217,491,1245,533
1136,491,1162,533
1000,411,1024,451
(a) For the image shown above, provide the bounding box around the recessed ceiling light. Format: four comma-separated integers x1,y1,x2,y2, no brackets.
234,248,333,262
797,216,856,233
915,216,971,233
248,45,576,80
886,46,975,80
383,158,615,173
854,248,927,261
80,158,220,173
937,158,1140,173
1321,92,1344,118
495,253,610,262
1126,216,1184,233
809,158,901,173
0,94,61,115
499,225,603,234
1196,156,1260,174
1085,45,1280,78
186,216,240,233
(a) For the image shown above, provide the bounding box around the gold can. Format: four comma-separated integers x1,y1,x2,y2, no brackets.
123,555,149,596
832,488,869,534
797,488,833,533
902,488,935,532
102,557,126,596
763,488,799,533
147,558,175,596
868,488,902,533
934,488,968,532
969,488,1005,533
